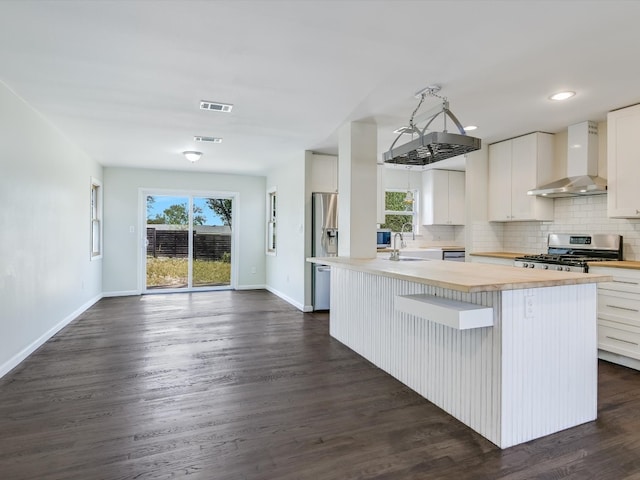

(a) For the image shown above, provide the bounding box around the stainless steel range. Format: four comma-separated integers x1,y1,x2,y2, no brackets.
514,233,623,273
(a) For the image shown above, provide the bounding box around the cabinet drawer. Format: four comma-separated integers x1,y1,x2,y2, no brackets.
599,276,640,295
599,322,640,360
599,292,640,326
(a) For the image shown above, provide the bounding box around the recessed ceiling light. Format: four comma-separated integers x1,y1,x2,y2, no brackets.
183,151,202,162
194,136,222,143
549,91,576,101
464,125,478,131
393,126,419,135
200,100,233,112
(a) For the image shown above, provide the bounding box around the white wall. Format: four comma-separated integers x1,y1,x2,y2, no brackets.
0,81,103,377
102,167,266,294
265,154,310,311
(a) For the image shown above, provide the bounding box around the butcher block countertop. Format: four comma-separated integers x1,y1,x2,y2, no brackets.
469,251,526,260
377,246,464,253
589,260,640,270
470,253,640,270
308,256,612,293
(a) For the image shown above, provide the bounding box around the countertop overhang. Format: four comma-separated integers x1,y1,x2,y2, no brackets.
308,256,612,293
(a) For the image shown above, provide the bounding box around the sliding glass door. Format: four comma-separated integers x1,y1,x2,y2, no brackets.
144,192,233,292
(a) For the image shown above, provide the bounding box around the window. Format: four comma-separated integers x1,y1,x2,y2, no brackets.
90,178,102,260
266,188,277,255
380,189,418,233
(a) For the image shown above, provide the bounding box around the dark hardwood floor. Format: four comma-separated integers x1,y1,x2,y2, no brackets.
2,291,640,479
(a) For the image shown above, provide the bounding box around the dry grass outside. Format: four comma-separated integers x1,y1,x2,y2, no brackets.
146,257,231,288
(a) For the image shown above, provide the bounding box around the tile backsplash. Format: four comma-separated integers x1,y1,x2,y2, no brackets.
471,195,640,260
402,225,465,249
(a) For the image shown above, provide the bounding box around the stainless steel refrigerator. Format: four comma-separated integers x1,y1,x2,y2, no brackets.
312,192,338,311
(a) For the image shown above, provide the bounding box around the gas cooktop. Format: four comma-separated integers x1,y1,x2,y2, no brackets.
513,234,623,273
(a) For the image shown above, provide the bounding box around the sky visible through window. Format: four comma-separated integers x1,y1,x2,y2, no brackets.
147,196,224,226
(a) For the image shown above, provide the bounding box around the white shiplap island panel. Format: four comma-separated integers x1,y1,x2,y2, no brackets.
324,261,601,449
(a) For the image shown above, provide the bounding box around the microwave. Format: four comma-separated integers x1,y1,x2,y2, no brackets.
377,229,392,249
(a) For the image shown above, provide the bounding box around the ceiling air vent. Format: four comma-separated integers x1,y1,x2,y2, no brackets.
200,100,233,112
194,136,222,143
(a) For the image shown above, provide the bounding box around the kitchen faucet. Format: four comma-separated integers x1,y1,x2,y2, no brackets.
390,232,403,261
400,222,415,243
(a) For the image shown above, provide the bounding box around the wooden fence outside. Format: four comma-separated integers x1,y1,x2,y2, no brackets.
146,228,231,261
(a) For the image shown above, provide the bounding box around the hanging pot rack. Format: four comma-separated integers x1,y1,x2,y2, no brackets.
383,86,481,166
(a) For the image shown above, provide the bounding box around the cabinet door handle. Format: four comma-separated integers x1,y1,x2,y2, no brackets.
605,335,639,346
606,304,639,313
612,280,640,286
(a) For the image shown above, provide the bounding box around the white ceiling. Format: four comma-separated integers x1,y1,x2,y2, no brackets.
1,0,639,176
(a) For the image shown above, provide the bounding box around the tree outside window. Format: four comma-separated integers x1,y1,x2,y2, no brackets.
380,189,417,232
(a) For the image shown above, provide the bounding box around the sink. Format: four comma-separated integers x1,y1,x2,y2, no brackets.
388,257,427,262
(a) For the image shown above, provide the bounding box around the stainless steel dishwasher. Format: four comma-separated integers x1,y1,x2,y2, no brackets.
443,250,465,261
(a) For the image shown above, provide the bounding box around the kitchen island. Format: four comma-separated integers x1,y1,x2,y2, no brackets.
308,256,611,449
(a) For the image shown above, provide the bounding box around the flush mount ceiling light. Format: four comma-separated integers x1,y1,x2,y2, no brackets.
384,85,481,166
549,91,576,101
194,136,222,143
183,151,202,163
200,100,233,112
463,125,478,131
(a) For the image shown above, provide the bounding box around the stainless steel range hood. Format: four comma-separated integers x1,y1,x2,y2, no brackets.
384,87,481,166
527,121,607,198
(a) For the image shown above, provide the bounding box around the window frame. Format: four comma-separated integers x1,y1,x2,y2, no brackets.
266,187,277,255
90,177,103,261
382,188,419,233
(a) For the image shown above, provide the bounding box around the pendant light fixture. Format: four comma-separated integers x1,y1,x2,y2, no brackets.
404,166,414,209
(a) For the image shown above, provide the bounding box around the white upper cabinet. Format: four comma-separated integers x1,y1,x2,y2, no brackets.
310,154,338,193
422,169,465,225
488,132,554,222
608,104,640,218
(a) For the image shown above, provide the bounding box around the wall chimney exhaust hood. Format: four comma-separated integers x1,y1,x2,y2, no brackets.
527,121,607,198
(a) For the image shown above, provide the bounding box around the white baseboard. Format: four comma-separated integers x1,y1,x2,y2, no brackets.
599,349,640,371
265,286,309,312
0,293,103,379
102,290,140,297
236,284,266,290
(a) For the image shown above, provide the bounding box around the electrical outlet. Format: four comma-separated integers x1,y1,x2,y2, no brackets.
525,294,534,319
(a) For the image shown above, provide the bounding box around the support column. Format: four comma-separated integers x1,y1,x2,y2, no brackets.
338,121,377,259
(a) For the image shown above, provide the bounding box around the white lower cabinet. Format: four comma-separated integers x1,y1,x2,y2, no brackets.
468,255,515,267
590,266,640,368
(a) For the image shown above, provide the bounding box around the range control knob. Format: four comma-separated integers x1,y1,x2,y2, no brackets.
556,266,563,271
521,263,528,268
564,267,570,272
542,265,548,270
528,263,535,268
